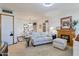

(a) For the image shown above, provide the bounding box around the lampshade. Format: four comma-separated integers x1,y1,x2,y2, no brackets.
50,27,57,34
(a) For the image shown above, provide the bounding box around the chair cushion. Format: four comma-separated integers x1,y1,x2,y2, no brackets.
53,38,67,50
53,38,67,44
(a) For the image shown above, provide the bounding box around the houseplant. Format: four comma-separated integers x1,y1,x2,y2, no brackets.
72,20,78,30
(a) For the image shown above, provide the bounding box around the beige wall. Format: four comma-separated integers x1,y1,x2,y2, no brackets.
14,14,49,43
14,7,79,43
45,7,79,30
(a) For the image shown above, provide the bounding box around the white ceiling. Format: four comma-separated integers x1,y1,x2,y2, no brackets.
0,3,79,16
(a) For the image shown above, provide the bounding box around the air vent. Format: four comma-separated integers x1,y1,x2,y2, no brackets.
2,9,13,14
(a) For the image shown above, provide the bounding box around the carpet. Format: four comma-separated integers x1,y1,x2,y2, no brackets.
8,42,73,56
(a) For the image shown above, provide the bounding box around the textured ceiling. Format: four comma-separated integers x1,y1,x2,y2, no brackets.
0,3,79,16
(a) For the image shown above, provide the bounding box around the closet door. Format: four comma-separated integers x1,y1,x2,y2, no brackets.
1,15,14,45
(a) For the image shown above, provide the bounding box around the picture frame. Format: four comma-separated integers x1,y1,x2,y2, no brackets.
61,16,72,29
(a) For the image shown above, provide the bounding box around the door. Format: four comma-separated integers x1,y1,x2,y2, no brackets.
1,15,13,45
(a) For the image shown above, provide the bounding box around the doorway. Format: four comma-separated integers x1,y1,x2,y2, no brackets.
33,22,37,32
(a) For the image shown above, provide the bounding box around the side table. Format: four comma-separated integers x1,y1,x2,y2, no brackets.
52,34,56,39
17,36,25,42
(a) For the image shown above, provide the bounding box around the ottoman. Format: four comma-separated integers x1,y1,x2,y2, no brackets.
53,38,67,50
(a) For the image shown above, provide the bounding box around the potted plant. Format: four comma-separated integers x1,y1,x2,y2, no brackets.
72,20,78,30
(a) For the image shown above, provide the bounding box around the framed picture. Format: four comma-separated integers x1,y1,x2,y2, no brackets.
61,16,72,29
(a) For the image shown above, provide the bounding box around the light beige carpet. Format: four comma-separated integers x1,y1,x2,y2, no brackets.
8,42,73,56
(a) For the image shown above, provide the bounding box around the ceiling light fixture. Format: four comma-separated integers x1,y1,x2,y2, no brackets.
43,3,54,7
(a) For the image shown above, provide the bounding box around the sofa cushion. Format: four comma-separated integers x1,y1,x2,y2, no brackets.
32,32,40,38
32,37,52,42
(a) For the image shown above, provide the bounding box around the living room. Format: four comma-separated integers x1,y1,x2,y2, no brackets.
0,3,79,56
